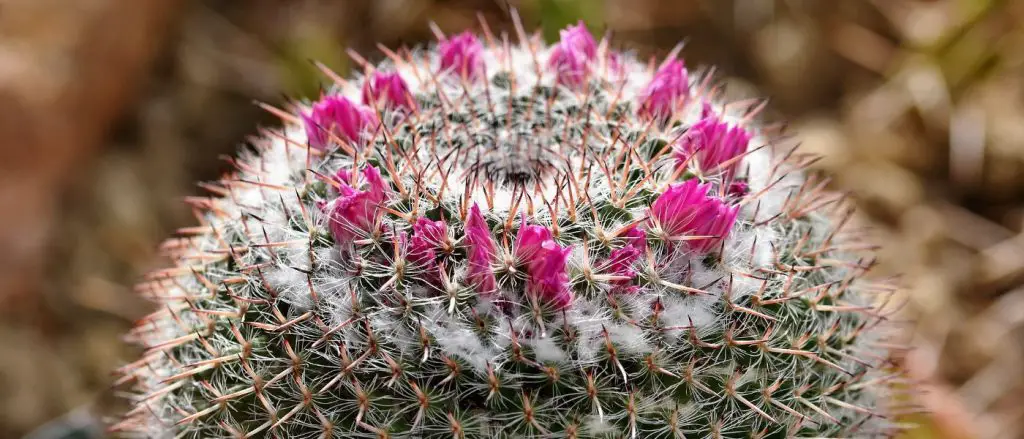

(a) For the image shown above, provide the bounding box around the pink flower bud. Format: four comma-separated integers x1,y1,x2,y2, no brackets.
439,31,484,80
361,165,388,197
514,218,554,269
700,101,715,119
601,226,646,293
621,225,647,254
325,166,389,245
675,116,751,176
409,218,447,270
362,71,415,111
650,179,739,254
603,245,643,293
606,51,625,78
638,59,689,121
727,180,750,198
302,95,379,150
333,169,351,187
527,240,573,309
512,218,574,308
558,21,597,60
464,204,497,293
549,47,588,87
332,167,358,187
548,21,597,87
413,217,447,248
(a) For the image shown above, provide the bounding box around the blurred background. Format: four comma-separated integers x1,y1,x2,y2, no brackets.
1,0,1022,438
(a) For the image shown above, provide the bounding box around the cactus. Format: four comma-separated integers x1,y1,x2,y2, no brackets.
114,13,913,439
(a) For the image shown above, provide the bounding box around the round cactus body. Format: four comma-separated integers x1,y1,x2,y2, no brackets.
115,15,911,439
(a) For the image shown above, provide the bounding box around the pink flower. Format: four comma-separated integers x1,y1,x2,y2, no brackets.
727,180,750,198
621,225,647,254
464,205,495,256
650,179,739,254
638,59,689,121
439,31,484,80
361,165,388,195
527,240,573,309
700,101,715,119
675,116,752,177
409,218,447,269
325,166,389,245
558,21,597,60
512,218,574,308
464,204,497,293
302,95,379,150
601,226,647,293
333,167,356,187
548,21,597,87
603,246,643,292
606,51,625,78
549,46,588,87
413,217,447,248
514,218,554,269
362,71,415,111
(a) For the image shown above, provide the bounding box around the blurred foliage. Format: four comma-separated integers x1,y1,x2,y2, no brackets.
277,23,350,99
532,0,605,42
901,415,948,439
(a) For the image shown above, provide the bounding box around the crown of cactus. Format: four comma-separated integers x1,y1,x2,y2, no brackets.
114,13,913,439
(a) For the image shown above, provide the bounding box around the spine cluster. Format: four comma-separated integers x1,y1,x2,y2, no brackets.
114,12,912,439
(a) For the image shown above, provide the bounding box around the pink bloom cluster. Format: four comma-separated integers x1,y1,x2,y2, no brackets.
638,59,689,121
675,116,752,177
325,166,389,245
514,218,573,309
302,95,378,150
601,225,647,293
439,31,485,80
464,204,497,293
362,72,415,111
650,179,739,254
548,21,598,87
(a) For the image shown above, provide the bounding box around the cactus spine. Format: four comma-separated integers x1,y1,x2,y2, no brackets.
114,13,912,439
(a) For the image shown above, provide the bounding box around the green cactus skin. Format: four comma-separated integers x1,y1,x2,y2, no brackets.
113,12,913,439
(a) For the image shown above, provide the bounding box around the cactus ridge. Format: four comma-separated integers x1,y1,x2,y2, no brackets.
114,12,912,439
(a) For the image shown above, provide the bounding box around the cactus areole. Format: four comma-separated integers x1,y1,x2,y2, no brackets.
115,15,911,439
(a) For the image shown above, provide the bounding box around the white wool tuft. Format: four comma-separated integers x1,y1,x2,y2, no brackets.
528,337,567,363
605,323,651,355
265,264,312,310
660,294,718,335
423,309,498,373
